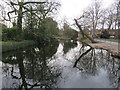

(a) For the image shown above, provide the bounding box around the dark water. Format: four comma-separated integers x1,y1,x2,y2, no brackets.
1,41,120,89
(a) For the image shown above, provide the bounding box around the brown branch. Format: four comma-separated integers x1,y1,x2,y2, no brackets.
22,6,45,20
10,2,18,5
24,2,46,5
74,19,97,43
7,10,16,20
74,19,85,38
3,17,10,21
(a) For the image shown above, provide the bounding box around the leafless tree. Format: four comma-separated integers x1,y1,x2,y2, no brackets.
106,7,116,30
105,0,120,30
83,0,102,38
116,0,120,29
99,10,107,30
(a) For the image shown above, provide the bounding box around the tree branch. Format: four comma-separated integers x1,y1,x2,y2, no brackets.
10,2,18,5
7,10,16,20
24,2,46,5
73,47,93,67
22,6,42,20
74,19,97,43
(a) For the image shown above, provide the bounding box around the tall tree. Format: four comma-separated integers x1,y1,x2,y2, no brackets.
63,22,78,41
99,10,107,30
117,0,120,29
83,0,102,38
4,0,46,41
106,7,115,30
43,18,59,37
23,0,61,42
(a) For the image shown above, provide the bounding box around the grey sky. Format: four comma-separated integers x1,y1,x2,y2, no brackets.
56,0,114,28
0,0,114,28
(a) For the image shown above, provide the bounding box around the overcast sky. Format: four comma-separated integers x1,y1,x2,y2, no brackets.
0,0,114,28
56,0,114,28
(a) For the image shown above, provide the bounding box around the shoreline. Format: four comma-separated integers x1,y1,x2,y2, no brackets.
89,42,120,58
1,40,36,53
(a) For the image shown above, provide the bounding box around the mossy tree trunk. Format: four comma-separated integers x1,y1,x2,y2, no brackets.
16,2,23,41
74,19,97,43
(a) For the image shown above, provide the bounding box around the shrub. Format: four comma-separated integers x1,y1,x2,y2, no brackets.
100,30,110,39
2,27,17,41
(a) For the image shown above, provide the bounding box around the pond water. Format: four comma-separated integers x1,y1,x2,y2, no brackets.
1,41,120,89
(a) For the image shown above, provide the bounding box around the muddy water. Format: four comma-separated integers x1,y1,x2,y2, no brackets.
1,41,120,89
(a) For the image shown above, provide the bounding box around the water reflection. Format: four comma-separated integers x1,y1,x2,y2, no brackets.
2,41,120,88
2,42,61,89
73,45,120,88
63,41,77,54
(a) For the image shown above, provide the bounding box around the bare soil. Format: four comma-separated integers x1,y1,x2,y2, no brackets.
89,42,120,57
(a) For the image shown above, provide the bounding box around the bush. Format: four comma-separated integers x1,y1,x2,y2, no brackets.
95,34,102,38
100,30,110,39
23,30,35,40
2,27,17,41
23,28,54,44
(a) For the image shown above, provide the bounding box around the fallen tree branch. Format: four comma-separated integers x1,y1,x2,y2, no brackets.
74,19,97,43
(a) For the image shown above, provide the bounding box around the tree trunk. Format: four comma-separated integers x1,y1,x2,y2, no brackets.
18,53,28,90
74,19,97,43
16,3,23,41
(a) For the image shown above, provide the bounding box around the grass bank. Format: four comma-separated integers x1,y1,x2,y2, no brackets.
98,39,120,43
1,40,36,52
55,36,71,41
104,39,120,42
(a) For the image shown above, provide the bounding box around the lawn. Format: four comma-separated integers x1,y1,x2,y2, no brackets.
2,40,36,52
103,39,120,43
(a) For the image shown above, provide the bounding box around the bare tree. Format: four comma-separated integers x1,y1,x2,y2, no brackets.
99,10,107,30
107,0,120,30
83,0,102,38
36,1,61,19
117,0,120,29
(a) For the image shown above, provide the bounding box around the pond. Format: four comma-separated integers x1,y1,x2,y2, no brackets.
1,41,120,89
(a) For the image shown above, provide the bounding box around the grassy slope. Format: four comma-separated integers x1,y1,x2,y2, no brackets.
101,39,120,43
1,40,36,52
106,39,120,42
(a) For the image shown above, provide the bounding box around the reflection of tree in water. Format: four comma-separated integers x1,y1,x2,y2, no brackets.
63,41,77,54
73,46,98,76
74,45,120,87
96,49,120,88
2,41,62,89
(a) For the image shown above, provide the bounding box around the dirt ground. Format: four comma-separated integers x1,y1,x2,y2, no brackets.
89,42,120,57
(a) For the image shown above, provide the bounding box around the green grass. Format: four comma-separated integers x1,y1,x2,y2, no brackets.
2,40,36,52
102,39,120,43
56,36,71,40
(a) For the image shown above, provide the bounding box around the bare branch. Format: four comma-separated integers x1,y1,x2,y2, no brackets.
24,2,46,5
3,17,11,21
10,2,18,5
22,6,42,20
3,0,11,6
7,10,16,20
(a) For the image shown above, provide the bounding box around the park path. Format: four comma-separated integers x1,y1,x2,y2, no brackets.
94,39,119,45
89,39,120,57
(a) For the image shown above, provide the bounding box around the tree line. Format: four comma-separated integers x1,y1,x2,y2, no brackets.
1,0,79,43
75,0,120,38
1,0,61,43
